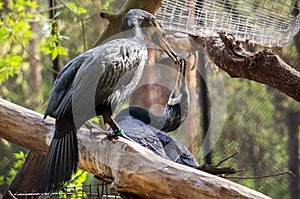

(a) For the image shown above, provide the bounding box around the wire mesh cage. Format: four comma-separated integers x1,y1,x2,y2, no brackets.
155,0,300,47
12,184,122,199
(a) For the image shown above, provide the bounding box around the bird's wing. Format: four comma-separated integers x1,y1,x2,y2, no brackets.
69,41,125,123
72,38,146,120
115,116,168,158
45,38,129,120
44,50,92,119
155,131,200,167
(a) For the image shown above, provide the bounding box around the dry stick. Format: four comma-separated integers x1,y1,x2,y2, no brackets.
220,169,245,178
224,171,295,179
215,151,240,168
8,190,17,199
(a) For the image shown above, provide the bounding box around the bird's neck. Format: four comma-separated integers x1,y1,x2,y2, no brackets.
127,84,189,133
133,25,144,40
160,83,189,132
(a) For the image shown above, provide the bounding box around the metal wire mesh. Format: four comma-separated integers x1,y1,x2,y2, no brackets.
13,184,122,199
156,0,300,47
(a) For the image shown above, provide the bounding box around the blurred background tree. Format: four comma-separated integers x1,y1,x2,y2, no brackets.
0,0,299,198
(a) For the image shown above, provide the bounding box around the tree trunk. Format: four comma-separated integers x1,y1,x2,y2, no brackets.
93,0,165,46
286,110,300,199
2,151,45,199
0,99,270,199
197,51,212,165
184,53,198,155
28,20,41,94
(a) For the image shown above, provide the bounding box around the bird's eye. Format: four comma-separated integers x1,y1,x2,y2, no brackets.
162,31,166,37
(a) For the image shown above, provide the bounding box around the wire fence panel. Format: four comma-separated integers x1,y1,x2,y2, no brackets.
156,0,300,47
13,184,122,199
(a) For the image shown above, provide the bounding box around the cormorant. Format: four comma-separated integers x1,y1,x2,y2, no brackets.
113,58,199,167
38,9,180,192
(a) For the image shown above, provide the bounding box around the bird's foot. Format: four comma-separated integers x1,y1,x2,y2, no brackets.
84,121,114,140
107,129,133,142
107,129,123,141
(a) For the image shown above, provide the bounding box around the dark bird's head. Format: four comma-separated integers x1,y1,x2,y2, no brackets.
122,9,179,64
122,9,158,31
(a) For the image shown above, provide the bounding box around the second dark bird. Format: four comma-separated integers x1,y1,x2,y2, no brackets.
113,58,200,168
114,59,237,175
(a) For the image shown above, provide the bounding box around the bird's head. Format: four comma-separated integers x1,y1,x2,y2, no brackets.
123,9,179,64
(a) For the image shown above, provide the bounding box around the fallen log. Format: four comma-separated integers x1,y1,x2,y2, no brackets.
0,99,270,199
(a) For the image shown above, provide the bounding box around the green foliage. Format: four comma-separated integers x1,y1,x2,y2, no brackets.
58,170,88,198
103,1,111,10
0,54,22,82
0,151,25,186
0,0,36,83
39,22,69,60
66,3,87,15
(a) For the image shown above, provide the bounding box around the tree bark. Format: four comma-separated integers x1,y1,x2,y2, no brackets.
28,20,41,94
286,110,300,199
2,151,45,199
93,0,165,46
184,53,198,155
0,99,270,199
191,32,300,103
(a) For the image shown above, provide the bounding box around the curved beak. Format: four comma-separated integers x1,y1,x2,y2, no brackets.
168,58,187,106
174,58,186,96
154,32,180,64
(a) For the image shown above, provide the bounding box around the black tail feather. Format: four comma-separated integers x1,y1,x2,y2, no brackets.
37,128,78,193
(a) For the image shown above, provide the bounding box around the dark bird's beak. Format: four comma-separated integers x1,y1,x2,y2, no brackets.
168,58,187,106
154,32,180,64
174,58,186,96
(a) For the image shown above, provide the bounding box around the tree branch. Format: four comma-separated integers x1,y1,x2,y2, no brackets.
93,0,165,46
0,99,270,198
191,32,300,103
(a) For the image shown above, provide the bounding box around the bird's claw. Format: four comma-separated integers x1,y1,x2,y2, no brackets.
107,129,123,141
90,129,116,140
106,129,134,142
107,134,120,141
84,121,115,140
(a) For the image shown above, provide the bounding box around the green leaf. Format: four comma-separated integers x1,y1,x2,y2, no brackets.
57,46,68,56
66,2,76,10
66,3,87,15
0,28,9,41
52,46,58,60
54,11,62,18
51,46,68,60
0,54,22,82
14,151,25,159
77,7,87,14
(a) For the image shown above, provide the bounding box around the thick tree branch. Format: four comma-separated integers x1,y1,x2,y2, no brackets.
93,0,165,46
0,99,270,198
191,32,300,103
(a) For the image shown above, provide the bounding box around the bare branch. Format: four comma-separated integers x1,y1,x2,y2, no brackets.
191,32,300,103
224,171,295,179
215,151,239,168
